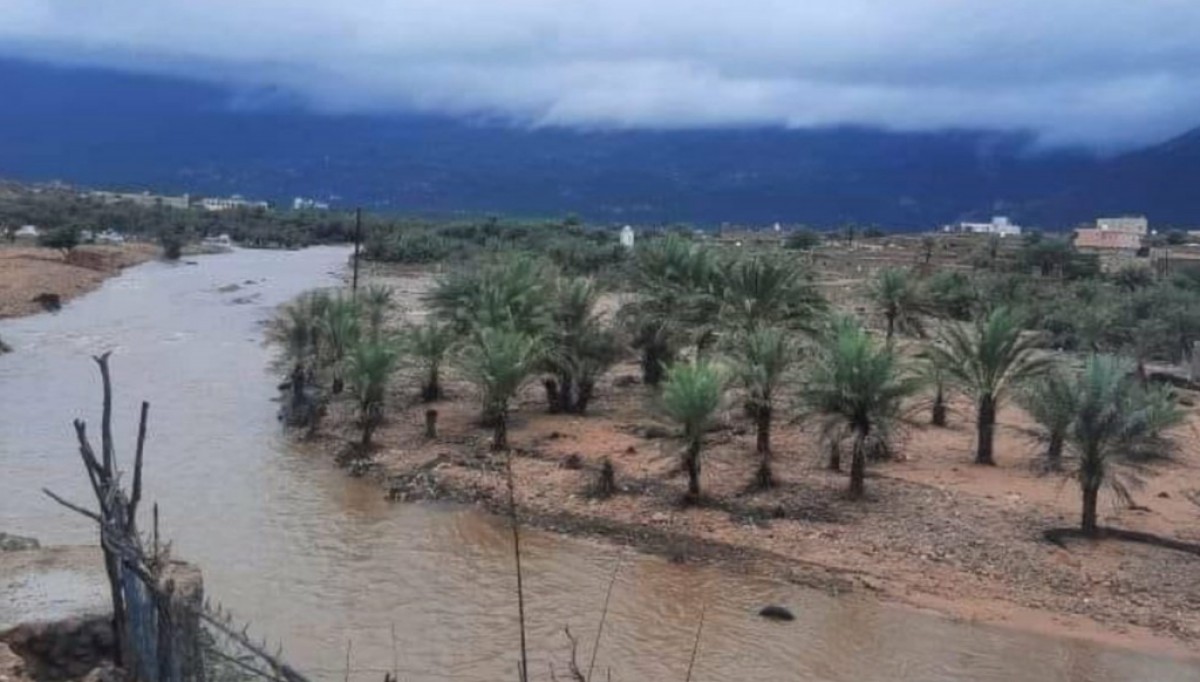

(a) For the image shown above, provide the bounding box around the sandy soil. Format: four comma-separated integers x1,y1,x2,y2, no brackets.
0,244,159,319
303,263,1200,661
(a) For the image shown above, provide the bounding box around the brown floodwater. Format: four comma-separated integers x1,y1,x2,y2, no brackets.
2,247,1198,681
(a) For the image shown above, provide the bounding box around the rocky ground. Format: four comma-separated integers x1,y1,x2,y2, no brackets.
0,244,159,319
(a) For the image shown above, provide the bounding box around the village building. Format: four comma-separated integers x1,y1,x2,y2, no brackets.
199,195,269,212
943,216,1022,237
619,225,635,249
90,190,190,210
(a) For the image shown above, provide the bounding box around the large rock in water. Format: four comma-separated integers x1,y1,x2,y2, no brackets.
758,605,795,622
0,534,39,552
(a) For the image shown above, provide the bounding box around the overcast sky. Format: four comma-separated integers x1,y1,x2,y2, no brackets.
4,0,1199,148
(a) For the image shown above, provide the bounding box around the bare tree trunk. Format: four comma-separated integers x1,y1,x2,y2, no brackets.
1081,483,1100,537
886,313,896,344
754,406,773,489
975,395,997,465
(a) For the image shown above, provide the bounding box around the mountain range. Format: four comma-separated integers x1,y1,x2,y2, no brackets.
2,57,1199,229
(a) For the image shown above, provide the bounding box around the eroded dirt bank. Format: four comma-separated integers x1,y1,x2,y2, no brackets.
0,244,159,319
300,265,1200,662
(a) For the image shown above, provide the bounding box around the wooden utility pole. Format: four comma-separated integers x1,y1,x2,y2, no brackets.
352,207,362,297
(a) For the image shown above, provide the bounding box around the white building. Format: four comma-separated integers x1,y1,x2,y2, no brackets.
619,225,636,249
1095,216,1148,235
292,197,330,211
15,225,39,238
200,195,269,212
96,230,125,244
944,216,1022,237
203,234,234,248
90,190,190,210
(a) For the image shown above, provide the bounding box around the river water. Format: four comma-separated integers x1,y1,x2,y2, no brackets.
1,247,1196,681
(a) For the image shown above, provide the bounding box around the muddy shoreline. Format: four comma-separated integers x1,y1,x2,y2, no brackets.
272,263,1200,664
0,244,159,320
300,388,1200,664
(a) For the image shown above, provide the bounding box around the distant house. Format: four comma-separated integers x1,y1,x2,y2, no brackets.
619,225,635,249
96,229,125,244
292,197,330,211
200,195,269,212
1074,229,1142,251
90,190,190,210
203,234,234,248
15,225,39,238
944,216,1022,237
1095,216,1148,235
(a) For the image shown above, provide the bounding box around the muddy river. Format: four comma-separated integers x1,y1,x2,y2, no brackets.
1,247,1197,681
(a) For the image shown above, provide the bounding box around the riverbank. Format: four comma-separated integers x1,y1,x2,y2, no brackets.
301,264,1200,662
0,244,159,319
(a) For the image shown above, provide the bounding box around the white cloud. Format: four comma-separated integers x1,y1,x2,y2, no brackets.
3,0,1200,147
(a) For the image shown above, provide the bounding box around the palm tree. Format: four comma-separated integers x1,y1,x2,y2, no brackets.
319,294,362,394
346,339,399,449
916,348,951,427
661,360,725,503
729,328,795,488
1019,367,1076,470
1068,355,1140,536
361,284,395,339
805,319,918,498
267,290,330,377
626,235,722,371
928,307,1052,465
720,254,826,333
426,255,554,338
457,326,543,451
869,268,924,343
544,277,621,414
405,319,455,402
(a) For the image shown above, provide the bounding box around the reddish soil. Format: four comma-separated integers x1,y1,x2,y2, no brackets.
299,263,1200,661
0,244,159,319
307,359,1200,660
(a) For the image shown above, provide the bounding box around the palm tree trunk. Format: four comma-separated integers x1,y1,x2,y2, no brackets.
558,376,574,413
975,395,996,465
493,409,509,452
543,378,562,413
849,427,868,499
885,312,896,344
1081,482,1100,537
422,365,441,402
755,405,773,489
1046,432,1064,470
574,379,594,415
684,438,702,504
931,384,947,427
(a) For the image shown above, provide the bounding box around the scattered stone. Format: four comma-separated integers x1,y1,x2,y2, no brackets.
758,605,795,621
31,293,61,312
624,446,637,455
216,283,241,293
636,425,672,440
562,453,583,470
0,532,40,551
1158,491,1171,499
